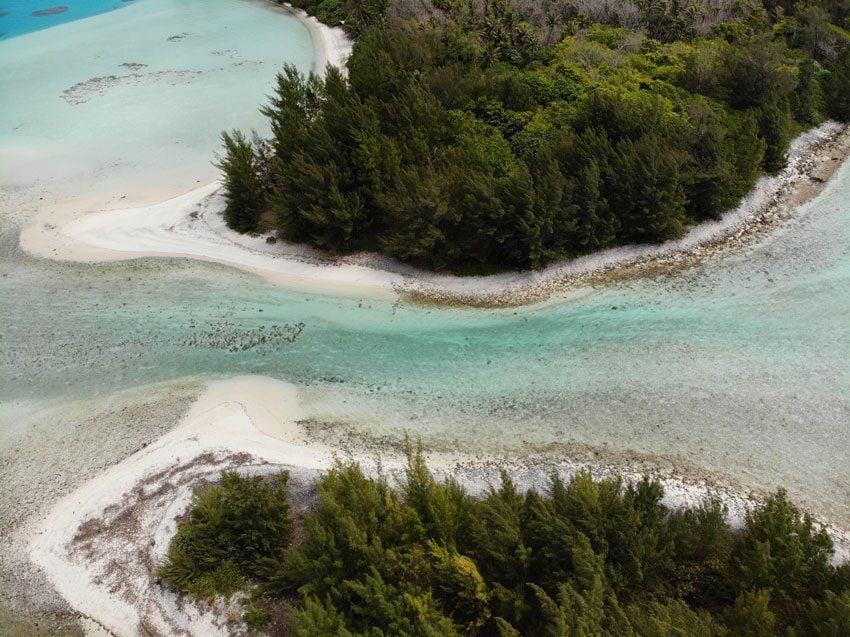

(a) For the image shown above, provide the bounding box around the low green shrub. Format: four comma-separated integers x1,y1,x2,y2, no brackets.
243,603,272,631
157,470,292,598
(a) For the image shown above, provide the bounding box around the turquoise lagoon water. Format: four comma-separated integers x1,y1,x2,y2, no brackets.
1,0,849,531
0,0,131,41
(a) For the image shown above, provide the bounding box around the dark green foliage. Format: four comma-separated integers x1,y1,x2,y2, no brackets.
728,111,768,196
791,57,826,125
160,446,850,635
273,453,847,635
758,100,794,174
215,130,269,233
730,489,834,626
797,590,850,635
824,48,850,121
157,470,292,597
610,135,686,243
217,0,849,272
717,34,798,110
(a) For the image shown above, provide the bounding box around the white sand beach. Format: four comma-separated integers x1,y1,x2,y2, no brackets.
282,2,354,75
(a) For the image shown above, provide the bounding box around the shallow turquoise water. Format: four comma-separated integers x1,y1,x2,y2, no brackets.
0,0,849,528
0,0,131,40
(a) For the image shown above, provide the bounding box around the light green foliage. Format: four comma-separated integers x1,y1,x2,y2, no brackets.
427,543,491,631
626,599,726,636
243,602,273,631
185,560,245,600
292,596,354,636
344,566,460,635
722,590,776,636
401,437,474,549
448,111,519,178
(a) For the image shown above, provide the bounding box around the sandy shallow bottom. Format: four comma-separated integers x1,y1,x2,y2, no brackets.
5,0,850,632
27,375,849,636
0,382,203,635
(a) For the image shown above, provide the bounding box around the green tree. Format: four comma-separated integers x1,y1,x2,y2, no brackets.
718,35,798,110
790,56,826,126
293,595,354,636
158,471,292,595
377,166,453,267
680,100,737,221
344,566,459,635
824,48,850,121
723,590,776,636
667,498,734,608
215,130,267,233
731,489,833,624
627,599,726,636
728,111,767,196
799,590,850,636
611,135,687,244
758,99,793,174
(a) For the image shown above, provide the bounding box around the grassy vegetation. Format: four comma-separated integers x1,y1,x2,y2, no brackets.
159,444,850,634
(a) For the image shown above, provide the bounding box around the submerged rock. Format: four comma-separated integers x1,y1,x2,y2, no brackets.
31,6,68,17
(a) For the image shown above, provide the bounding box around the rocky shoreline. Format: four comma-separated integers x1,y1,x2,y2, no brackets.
399,121,850,307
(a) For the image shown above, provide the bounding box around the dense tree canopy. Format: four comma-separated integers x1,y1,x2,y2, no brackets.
159,445,850,634
157,470,292,599
217,0,850,272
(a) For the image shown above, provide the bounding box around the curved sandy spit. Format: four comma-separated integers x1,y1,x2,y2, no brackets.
19,122,850,307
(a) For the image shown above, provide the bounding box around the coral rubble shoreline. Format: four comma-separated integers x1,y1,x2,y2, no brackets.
401,120,850,306
21,121,850,308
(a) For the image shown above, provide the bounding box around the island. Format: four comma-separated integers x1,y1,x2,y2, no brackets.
217,0,850,277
